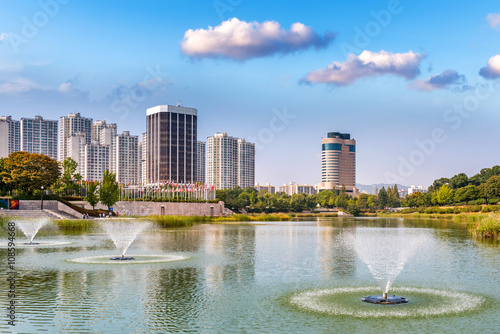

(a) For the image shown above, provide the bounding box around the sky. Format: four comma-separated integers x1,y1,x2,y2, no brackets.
1,0,500,188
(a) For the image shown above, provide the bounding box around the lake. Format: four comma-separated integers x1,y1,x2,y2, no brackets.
1,217,499,333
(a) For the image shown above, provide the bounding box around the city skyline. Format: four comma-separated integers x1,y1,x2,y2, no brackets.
1,1,499,188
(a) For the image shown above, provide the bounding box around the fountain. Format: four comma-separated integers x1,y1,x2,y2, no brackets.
68,219,189,264
353,228,427,304
17,218,50,244
100,221,151,260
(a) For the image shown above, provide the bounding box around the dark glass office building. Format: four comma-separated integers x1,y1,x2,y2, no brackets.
146,105,197,185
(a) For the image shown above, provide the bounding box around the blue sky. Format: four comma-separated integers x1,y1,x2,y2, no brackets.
1,0,500,187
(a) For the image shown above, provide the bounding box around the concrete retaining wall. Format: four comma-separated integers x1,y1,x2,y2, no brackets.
19,200,59,210
111,201,225,216
18,199,225,217
57,202,84,218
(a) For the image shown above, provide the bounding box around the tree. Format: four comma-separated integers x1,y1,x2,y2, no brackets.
449,173,469,189
85,181,100,209
433,184,454,205
2,152,60,195
0,158,10,195
428,177,450,193
378,187,388,208
357,193,369,209
454,185,478,205
99,170,119,210
485,175,500,199
346,203,360,216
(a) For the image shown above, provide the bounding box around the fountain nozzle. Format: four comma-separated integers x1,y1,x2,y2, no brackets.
383,293,387,299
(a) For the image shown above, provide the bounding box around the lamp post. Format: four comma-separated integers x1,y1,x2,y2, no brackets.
41,185,44,210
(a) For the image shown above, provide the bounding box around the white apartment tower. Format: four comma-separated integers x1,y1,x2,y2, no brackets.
99,122,118,173
115,131,139,184
67,132,87,176
83,143,110,182
206,133,255,190
0,116,20,158
59,113,92,161
20,116,58,159
197,141,206,184
237,139,255,189
140,133,147,185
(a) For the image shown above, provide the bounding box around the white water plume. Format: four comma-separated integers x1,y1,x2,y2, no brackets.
351,228,429,294
101,221,151,256
17,218,50,243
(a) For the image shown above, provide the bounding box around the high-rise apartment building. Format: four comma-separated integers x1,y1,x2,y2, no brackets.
317,132,356,195
196,141,206,184
115,131,139,184
237,139,255,189
207,133,238,189
99,122,118,174
146,104,197,185
0,116,20,158
20,116,58,159
67,133,87,176
140,133,147,185
83,143,110,182
59,113,92,161
206,133,255,190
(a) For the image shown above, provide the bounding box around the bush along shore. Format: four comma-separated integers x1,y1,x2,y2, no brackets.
468,214,500,239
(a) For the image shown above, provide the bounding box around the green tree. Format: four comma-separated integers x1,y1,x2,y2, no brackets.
99,170,119,210
433,184,454,205
454,185,478,205
449,173,469,190
85,181,100,209
378,187,388,208
485,175,500,199
428,177,450,193
346,202,360,216
2,152,60,195
357,193,369,209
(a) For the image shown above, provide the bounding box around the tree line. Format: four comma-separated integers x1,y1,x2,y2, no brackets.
403,166,500,207
0,152,119,209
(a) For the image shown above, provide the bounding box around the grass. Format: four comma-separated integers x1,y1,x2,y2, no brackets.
54,219,98,230
469,214,500,239
145,213,292,228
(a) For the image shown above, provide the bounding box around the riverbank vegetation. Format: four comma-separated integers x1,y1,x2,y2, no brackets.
468,214,500,239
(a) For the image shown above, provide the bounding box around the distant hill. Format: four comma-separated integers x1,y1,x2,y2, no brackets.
356,183,409,195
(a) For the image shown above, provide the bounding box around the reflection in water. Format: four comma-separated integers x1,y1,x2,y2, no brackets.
317,225,357,279
143,267,205,332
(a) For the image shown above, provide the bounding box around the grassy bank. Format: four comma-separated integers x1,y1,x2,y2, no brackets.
150,214,292,227
469,214,500,239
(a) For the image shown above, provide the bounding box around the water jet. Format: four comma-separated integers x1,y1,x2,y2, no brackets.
100,221,150,260
352,228,428,305
17,219,49,244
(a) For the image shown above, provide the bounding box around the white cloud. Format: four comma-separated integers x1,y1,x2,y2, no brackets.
486,13,500,28
0,77,42,94
59,82,74,93
479,54,500,79
181,18,335,60
0,33,7,42
409,70,465,91
302,50,423,86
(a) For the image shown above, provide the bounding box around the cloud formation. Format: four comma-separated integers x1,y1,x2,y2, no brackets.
409,70,465,91
181,18,335,60
479,55,500,79
486,13,500,28
0,77,44,94
302,50,422,86
0,33,7,42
